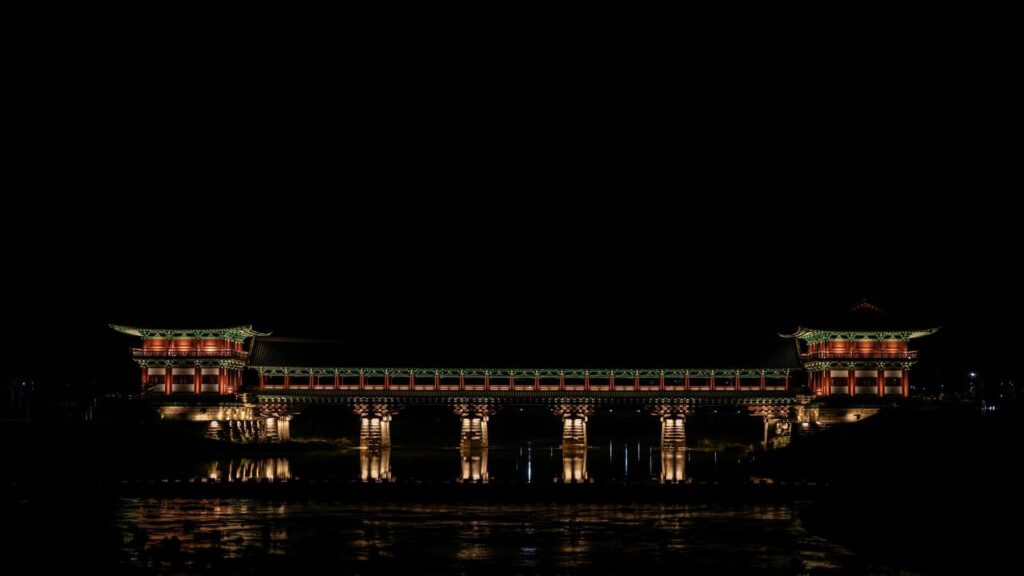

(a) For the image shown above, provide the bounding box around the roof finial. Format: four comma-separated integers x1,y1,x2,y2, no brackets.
852,298,884,314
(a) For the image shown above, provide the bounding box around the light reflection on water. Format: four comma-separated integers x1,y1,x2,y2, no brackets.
116,500,880,572
198,443,744,484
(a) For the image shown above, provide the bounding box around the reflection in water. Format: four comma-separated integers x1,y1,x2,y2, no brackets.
459,414,489,483
360,415,392,482
116,500,878,572
206,458,291,481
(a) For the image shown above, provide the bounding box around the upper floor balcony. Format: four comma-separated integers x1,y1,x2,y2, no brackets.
132,348,247,359
801,351,917,360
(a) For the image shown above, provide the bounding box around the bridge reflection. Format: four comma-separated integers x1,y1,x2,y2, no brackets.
206,457,291,481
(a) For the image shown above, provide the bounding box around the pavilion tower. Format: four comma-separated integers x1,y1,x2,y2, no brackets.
785,301,938,397
111,325,266,395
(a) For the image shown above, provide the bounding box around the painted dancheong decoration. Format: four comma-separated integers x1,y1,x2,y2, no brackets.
110,302,938,481
782,300,939,398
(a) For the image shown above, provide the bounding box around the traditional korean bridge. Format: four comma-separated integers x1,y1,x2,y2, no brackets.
112,312,935,481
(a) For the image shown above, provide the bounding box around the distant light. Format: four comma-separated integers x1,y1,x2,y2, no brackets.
969,372,977,378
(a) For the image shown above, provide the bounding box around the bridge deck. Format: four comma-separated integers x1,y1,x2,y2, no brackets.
250,389,800,406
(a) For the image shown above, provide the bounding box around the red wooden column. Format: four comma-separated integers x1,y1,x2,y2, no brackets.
584,372,590,391
684,373,691,390
459,372,465,390
633,372,639,391
259,373,266,390
484,372,491,390
193,366,202,394
559,373,566,391
848,369,856,396
434,372,440,390
659,372,665,391
409,371,415,389
533,373,540,390
509,372,516,390
823,369,831,397
218,367,227,394
609,371,615,391
284,371,291,390
734,372,741,390
165,366,172,394
334,372,340,390
358,371,365,390
783,374,789,390
902,370,909,397
140,367,149,393
709,373,715,390
759,372,766,390
877,369,885,396
384,371,391,390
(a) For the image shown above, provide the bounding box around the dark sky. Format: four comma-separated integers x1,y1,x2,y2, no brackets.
5,11,1019,392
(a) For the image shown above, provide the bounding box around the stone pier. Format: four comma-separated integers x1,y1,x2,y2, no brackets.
354,404,395,482
554,403,594,483
454,403,493,483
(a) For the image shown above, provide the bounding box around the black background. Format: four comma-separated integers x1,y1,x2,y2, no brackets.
6,10,1018,397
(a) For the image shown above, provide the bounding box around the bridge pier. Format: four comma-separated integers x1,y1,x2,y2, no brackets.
652,406,689,483
354,404,395,482
554,403,594,483
455,404,493,483
747,404,793,450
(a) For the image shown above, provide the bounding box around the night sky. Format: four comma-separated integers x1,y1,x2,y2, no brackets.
6,12,1018,395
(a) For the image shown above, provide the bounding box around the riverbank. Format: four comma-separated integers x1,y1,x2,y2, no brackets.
750,404,1023,572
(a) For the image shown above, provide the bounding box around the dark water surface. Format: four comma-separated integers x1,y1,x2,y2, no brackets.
115,499,897,574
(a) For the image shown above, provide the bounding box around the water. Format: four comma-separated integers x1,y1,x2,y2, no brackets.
115,499,883,573
194,443,742,484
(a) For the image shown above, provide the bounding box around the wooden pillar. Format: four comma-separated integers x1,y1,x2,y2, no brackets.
633,372,640,391
584,372,590,391
783,374,789,390
409,371,415,389
902,370,909,397
434,372,440,390
877,369,885,396
709,373,715,390
734,372,741,390
284,371,291,390
484,372,491,390
165,366,172,395
609,371,615,391
384,371,391,391
684,373,690,390
559,373,566,391
259,373,266,390
140,367,148,393
194,366,202,394
459,372,465,390
659,372,665,391
218,367,226,394
533,373,540,390
358,371,365,390
310,372,317,389
510,372,516,390
823,369,831,397
848,369,856,396
759,372,766,390
334,372,340,390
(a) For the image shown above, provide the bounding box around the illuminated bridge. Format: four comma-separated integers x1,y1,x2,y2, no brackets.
112,307,935,482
